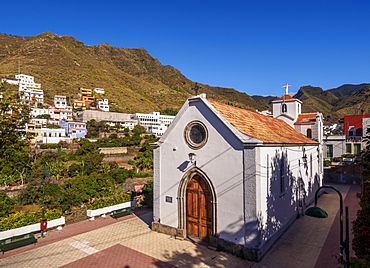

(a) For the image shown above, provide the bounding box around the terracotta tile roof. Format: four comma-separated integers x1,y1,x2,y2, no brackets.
208,99,317,144
275,94,295,101
296,113,318,124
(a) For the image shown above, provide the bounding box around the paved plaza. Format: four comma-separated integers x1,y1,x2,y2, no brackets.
0,183,360,268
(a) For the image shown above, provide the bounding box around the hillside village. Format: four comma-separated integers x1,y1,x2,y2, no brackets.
1,73,176,143
2,73,369,165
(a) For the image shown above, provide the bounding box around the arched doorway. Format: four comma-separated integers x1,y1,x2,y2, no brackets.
186,174,212,240
177,168,217,241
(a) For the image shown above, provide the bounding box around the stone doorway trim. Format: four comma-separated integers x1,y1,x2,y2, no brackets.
177,167,217,238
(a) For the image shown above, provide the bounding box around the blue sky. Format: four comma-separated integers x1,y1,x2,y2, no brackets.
2,0,370,96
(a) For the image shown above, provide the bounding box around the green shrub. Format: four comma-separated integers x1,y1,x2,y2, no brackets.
142,180,153,207
108,168,135,184
39,144,59,149
134,172,152,178
0,209,62,231
342,153,355,158
0,191,14,218
324,160,331,167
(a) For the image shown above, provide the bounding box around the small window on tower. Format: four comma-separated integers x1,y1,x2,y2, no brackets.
282,103,287,113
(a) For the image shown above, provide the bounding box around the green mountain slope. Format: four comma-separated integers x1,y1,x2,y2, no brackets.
333,85,370,115
293,85,370,124
328,84,370,98
0,32,269,113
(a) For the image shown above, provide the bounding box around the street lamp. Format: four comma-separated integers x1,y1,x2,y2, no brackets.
305,186,350,267
188,153,196,166
41,166,52,237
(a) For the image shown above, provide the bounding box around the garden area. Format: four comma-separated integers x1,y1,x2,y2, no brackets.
0,133,155,231
0,90,156,232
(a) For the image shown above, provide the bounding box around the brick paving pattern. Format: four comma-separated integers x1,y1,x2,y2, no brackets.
0,184,361,268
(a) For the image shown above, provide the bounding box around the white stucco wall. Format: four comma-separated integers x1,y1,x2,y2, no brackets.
256,145,321,246
154,99,245,244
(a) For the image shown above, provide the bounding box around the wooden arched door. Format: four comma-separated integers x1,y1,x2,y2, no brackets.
186,174,212,240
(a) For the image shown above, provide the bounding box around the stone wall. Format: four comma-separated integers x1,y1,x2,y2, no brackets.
99,147,127,154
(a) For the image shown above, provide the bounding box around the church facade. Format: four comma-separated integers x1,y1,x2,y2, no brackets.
152,94,323,261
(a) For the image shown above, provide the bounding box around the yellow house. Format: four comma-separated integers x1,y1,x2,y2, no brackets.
80,88,95,105
73,100,86,110
26,122,43,144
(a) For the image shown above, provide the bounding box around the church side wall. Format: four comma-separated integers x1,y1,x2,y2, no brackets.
255,145,321,254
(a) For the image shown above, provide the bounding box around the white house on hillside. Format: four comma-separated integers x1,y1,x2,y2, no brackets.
54,95,67,109
96,99,109,111
132,112,175,136
3,74,44,103
152,94,323,261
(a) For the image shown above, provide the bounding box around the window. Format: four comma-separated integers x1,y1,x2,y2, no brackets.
279,157,285,193
346,144,352,154
306,129,312,138
326,144,333,158
354,144,361,155
281,103,287,113
348,127,355,136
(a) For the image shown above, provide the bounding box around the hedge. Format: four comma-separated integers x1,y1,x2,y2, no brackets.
0,209,62,231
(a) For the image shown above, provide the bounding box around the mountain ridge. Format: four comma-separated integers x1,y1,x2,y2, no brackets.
0,32,269,113
1,32,368,123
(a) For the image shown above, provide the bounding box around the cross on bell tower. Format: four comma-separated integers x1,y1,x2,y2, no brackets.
282,83,291,95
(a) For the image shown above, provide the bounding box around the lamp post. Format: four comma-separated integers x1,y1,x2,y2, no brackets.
188,153,196,166
305,186,350,267
41,166,51,237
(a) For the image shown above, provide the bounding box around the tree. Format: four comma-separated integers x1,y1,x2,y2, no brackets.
36,114,51,119
160,108,178,116
0,91,31,186
86,120,107,138
142,180,153,207
0,174,16,187
49,161,67,181
132,125,146,135
352,127,370,264
0,191,14,217
76,138,101,155
133,143,154,172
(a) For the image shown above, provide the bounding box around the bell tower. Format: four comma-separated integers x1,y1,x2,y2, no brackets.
272,83,302,126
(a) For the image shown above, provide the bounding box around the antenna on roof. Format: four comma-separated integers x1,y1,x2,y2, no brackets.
282,83,291,95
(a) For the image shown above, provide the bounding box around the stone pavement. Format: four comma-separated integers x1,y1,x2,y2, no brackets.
0,183,360,268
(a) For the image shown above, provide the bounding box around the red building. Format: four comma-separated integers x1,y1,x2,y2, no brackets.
343,114,370,137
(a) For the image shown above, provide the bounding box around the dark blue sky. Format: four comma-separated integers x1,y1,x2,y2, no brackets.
2,0,370,96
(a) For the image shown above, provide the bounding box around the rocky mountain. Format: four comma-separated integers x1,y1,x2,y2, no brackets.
294,85,370,123
328,84,370,98
0,32,269,113
251,84,370,124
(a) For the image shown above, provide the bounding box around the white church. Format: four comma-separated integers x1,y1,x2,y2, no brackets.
152,89,323,261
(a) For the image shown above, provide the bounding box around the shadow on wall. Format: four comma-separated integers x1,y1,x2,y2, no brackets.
259,149,319,244
212,149,320,255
